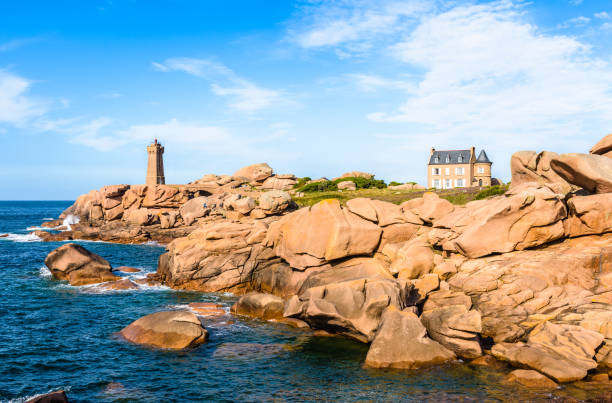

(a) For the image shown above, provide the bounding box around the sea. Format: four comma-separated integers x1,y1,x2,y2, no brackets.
0,201,601,402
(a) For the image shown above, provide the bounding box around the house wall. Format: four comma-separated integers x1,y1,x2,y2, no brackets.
428,163,473,189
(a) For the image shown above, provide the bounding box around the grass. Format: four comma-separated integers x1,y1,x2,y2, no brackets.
292,184,509,208
293,187,484,207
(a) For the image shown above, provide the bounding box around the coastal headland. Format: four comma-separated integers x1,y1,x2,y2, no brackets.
39,135,612,396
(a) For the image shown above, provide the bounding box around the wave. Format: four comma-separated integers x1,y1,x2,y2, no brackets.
62,214,80,231
1,233,41,242
39,266,52,278
42,217,55,221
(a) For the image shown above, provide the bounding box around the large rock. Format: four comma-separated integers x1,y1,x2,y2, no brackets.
334,171,374,180
284,271,410,342
157,219,288,293
510,151,572,193
505,369,557,388
258,191,292,214
379,238,434,279
492,322,604,382
179,196,210,225
233,163,274,183
266,199,382,270
550,153,612,194
590,133,612,158
120,311,208,349
337,180,356,191
401,193,454,224
565,194,612,237
44,243,119,286
364,306,456,369
231,292,285,320
433,185,566,258
261,176,297,191
420,305,482,359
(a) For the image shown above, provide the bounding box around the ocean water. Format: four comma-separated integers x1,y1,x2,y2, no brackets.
0,201,600,402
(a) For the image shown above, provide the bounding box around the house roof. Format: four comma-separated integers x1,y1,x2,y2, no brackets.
429,150,471,165
476,149,492,164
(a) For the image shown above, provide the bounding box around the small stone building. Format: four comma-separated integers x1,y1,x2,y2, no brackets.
427,147,492,189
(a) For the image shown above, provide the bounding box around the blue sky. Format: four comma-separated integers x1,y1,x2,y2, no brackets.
1,0,612,199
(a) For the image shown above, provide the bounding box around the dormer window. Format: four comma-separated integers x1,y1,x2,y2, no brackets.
434,156,439,163
458,154,463,163
445,154,450,163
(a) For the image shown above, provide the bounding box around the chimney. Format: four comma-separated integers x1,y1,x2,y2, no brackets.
430,147,435,155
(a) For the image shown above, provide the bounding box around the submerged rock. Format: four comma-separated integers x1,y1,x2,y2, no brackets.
114,266,141,273
364,306,456,369
505,369,557,388
44,243,119,286
98,278,139,291
120,311,208,350
25,390,69,403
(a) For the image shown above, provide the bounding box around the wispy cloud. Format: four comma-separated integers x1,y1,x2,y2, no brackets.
290,0,436,55
595,11,610,19
0,70,47,125
348,73,416,92
0,37,42,52
153,57,285,112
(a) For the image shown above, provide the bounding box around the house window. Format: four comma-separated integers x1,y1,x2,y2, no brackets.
456,167,464,175
434,156,439,163
445,154,450,163
445,167,450,175
456,179,465,187
432,168,440,175
444,179,452,189
458,154,463,163
478,167,485,174
433,179,441,189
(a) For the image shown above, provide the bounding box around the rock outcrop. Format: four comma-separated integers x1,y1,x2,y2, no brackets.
492,322,603,382
44,243,119,286
231,292,285,320
590,133,612,158
120,311,208,349
549,153,612,194
266,199,382,270
364,306,456,369
505,369,557,388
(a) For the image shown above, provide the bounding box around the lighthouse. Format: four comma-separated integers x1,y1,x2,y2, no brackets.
146,139,165,185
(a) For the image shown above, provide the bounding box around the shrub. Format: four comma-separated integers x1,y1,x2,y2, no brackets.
389,181,403,187
293,177,312,189
298,180,337,193
475,185,508,200
331,176,387,190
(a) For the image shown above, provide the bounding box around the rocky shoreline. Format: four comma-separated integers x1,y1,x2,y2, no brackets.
38,137,612,396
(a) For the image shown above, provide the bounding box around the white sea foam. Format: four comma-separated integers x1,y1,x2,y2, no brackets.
1,233,41,242
39,266,52,278
144,240,163,247
42,217,54,221
62,214,80,230
26,226,51,231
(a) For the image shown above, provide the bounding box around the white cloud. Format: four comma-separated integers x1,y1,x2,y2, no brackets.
603,22,612,30
351,2,612,158
291,0,434,54
348,73,415,92
0,71,47,125
153,57,284,112
595,11,610,19
569,0,584,5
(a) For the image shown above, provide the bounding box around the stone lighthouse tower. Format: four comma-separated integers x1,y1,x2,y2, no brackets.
146,139,165,185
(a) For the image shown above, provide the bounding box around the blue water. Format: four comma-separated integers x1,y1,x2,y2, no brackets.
0,201,598,402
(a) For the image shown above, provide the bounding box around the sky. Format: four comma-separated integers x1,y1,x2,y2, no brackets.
1,0,612,199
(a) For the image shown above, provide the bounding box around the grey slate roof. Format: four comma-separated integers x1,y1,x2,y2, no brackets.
429,150,471,165
476,149,492,164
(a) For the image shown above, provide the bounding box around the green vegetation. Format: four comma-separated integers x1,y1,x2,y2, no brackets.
297,176,387,193
389,181,403,187
293,177,312,189
474,185,509,200
440,193,469,205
